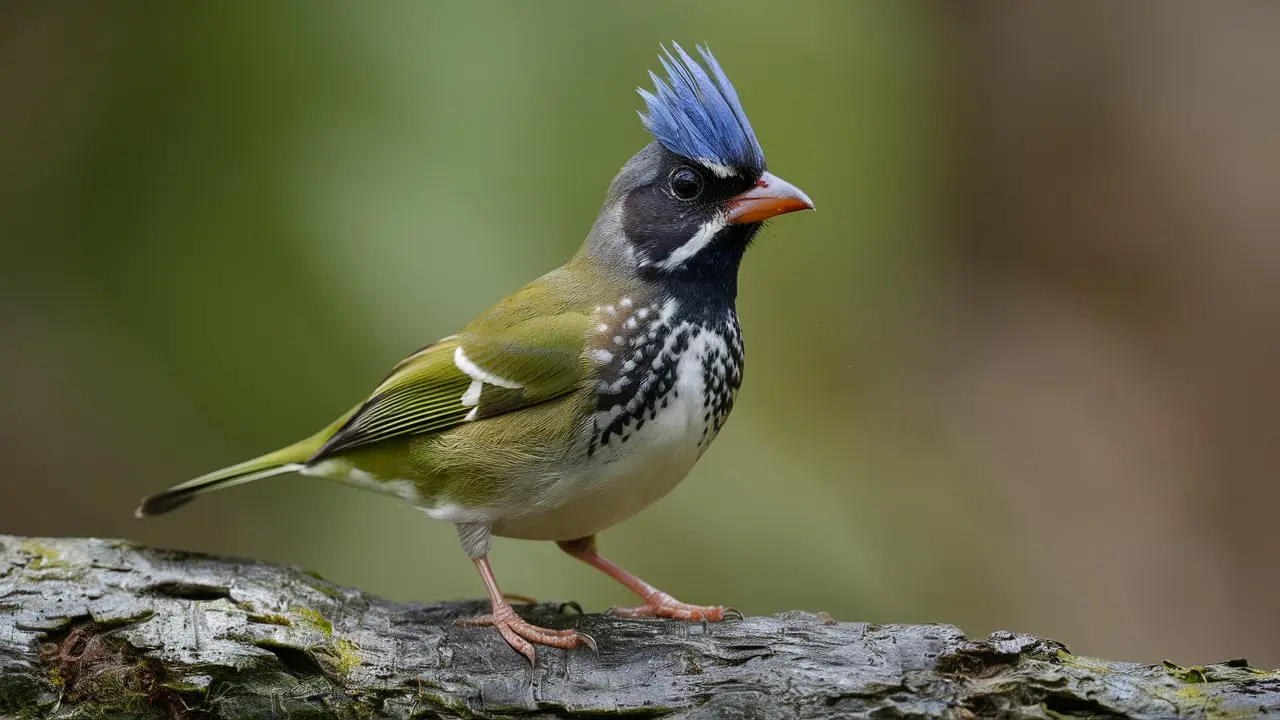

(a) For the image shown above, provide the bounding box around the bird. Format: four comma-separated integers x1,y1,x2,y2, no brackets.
136,43,813,663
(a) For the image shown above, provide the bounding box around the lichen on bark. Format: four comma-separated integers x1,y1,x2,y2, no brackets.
2,536,1278,719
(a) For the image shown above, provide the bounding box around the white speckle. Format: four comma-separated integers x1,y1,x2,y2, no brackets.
623,360,636,372
605,305,617,315
614,335,625,345
600,376,631,393
461,378,482,407
591,349,614,364
620,297,633,308
658,215,727,270
596,323,610,333
624,317,638,330
454,346,522,389
637,308,650,319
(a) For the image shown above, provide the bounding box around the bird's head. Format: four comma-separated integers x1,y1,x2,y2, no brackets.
583,44,813,286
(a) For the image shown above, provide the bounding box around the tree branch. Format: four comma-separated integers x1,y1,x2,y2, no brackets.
1,536,1276,719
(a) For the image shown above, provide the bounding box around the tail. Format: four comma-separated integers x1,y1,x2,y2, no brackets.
135,434,327,518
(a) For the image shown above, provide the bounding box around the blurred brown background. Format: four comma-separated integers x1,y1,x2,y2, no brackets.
3,2,1278,667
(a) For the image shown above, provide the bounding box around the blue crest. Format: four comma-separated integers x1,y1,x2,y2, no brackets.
638,44,765,174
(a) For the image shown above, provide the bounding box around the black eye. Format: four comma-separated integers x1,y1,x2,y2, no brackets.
669,167,704,201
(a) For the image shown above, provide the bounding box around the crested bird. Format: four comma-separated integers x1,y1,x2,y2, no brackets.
136,43,813,663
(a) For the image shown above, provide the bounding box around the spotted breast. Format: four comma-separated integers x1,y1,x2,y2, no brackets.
490,295,744,542
589,296,744,457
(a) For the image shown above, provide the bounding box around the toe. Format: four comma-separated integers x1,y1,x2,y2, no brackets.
511,622,583,649
608,597,731,622
461,610,593,659
495,622,537,665
606,604,653,618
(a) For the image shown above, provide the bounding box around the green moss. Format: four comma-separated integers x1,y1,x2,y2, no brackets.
19,541,71,570
1056,650,1111,675
291,607,333,635
160,680,208,693
247,612,293,627
316,638,361,677
1168,685,1244,719
1172,684,1207,701
1149,666,1256,720
1164,660,1209,684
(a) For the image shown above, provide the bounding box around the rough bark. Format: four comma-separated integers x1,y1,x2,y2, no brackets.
1,536,1276,719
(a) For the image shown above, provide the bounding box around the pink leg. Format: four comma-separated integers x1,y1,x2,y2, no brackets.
459,556,595,664
557,536,740,622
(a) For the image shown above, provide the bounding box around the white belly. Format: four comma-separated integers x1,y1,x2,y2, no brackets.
491,330,726,541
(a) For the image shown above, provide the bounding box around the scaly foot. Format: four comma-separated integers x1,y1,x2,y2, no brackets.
458,606,596,664
608,591,742,622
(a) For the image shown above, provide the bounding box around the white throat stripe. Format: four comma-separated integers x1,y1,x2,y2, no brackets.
657,214,728,270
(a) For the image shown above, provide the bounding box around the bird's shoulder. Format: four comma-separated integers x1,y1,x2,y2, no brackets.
312,265,631,459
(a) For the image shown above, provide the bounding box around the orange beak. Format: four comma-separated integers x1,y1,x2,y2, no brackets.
724,171,815,225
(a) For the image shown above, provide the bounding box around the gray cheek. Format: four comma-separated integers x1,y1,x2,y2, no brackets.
581,202,642,271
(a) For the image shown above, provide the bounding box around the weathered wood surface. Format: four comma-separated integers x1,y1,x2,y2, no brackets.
1,536,1277,719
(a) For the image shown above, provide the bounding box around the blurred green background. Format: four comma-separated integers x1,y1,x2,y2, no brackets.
5,2,1280,668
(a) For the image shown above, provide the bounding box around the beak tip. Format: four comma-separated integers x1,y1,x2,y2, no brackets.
795,187,816,212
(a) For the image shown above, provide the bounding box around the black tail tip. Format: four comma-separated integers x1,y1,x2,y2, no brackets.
135,490,195,519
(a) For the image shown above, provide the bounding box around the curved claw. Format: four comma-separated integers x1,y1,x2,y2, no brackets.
575,630,599,657
722,607,744,621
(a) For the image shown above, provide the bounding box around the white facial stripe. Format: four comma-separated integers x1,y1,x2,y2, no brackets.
697,158,737,178
454,346,522,388
656,214,728,270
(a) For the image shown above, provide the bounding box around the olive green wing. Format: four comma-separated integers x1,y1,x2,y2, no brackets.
312,311,591,459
